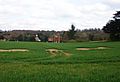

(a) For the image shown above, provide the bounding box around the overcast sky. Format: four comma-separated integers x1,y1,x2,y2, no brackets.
0,0,120,31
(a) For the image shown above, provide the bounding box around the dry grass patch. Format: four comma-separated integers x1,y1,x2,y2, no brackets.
63,52,71,56
46,49,71,56
0,49,29,52
76,47,109,51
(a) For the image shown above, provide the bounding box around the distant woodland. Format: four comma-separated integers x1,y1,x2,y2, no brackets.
0,28,109,42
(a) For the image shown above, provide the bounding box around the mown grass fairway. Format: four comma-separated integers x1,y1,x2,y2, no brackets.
0,41,120,82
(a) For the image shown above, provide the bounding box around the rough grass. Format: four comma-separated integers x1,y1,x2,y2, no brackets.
0,41,120,82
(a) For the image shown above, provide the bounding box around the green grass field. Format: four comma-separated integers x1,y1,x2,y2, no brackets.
0,41,120,82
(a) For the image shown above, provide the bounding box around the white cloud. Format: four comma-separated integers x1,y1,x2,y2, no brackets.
0,0,119,31
109,0,120,3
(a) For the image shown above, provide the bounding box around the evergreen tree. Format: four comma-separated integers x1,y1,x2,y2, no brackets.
68,24,76,40
103,11,120,41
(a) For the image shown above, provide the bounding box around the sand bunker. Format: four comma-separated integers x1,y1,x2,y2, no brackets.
76,48,91,51
0,49,29,52
76,47,109,51
96,47,109,49
46,49,71,56
46,49,59,56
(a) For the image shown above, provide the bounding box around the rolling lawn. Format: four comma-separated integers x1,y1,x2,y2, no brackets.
0,41,120,82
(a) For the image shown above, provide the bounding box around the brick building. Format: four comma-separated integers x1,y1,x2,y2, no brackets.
48,32,62,43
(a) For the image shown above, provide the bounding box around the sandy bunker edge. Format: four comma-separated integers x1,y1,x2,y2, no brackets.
76,47,110,51
0,49,29,52
46,49,71,56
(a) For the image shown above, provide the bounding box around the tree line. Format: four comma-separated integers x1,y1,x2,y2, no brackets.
0,28,109,42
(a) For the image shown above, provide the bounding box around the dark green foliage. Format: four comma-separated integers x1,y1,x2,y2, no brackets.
62,31,69,42
37,33,48,42
74,29,109,42
103,11,120,41
88,34,94,41
67,24,76,40
16,34,35,41
0,35,4,39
